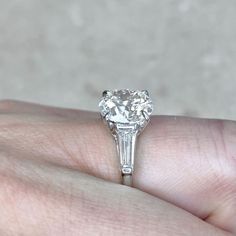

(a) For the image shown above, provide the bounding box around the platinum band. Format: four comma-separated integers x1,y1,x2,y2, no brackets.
122,174,132,186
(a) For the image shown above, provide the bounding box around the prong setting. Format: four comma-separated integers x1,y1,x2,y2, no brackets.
102,90,111,98
142,110,150,121
142,90,149,96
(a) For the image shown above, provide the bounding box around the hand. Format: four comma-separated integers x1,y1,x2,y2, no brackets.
0,100,235,235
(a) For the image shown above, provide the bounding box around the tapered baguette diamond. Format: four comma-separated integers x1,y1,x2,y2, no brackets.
99,89,153,128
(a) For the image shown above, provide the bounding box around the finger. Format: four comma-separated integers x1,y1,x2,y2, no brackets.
135,116,236,233
0,99,95,119
0,106,118,182
0,152,232,236
0,101,235,233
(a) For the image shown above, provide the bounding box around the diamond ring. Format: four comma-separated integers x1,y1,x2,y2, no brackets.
99,89,153,186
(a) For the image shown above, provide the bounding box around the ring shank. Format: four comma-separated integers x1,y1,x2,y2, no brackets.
122,174,132,186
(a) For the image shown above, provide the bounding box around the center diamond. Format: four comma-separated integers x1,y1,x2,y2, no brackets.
99,89,153,127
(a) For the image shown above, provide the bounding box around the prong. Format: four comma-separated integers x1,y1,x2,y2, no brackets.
142,110,150,121
100,112,106,120
104,112,110,121
103,90,111,97
101,113,116,133
107,120,116,133
102,112,110,122
142,90,149,96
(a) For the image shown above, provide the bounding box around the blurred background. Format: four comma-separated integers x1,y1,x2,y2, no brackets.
0,0,235,119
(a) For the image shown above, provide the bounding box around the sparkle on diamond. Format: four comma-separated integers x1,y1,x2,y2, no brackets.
99,89,153,125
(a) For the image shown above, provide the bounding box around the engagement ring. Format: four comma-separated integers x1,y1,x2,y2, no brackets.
99,89,153,186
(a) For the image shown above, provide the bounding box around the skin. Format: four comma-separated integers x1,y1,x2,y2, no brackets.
0,99,235,236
